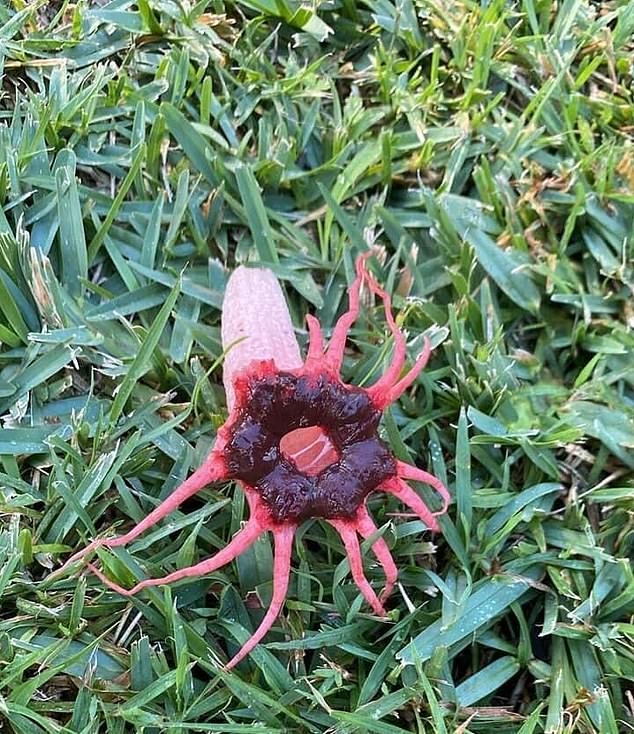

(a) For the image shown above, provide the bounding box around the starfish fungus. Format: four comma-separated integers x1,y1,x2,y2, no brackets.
56,254,449,668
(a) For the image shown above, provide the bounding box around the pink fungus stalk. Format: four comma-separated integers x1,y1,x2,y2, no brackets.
56,254,450,669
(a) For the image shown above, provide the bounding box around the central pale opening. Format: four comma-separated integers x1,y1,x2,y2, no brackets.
280,426,339,476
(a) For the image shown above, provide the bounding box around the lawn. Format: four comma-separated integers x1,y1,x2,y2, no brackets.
0,0,633,732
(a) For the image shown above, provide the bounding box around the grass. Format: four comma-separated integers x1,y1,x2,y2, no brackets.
0,0,633,731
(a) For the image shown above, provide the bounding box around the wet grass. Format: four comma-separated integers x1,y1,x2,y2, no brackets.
0,0,633,732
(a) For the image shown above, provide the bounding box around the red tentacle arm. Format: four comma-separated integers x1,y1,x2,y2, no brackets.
382,476,440,532
225,524,295,669
368,337,431,410
52,452,228,578
330,518,387,617
396,459,451,516
362,270,407,405
85,517,265,597
325,252,371,371
304,313,325,371
374,336,432,408
355,504,398,604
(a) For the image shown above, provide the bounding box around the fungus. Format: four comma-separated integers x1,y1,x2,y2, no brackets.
56,254,449,668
